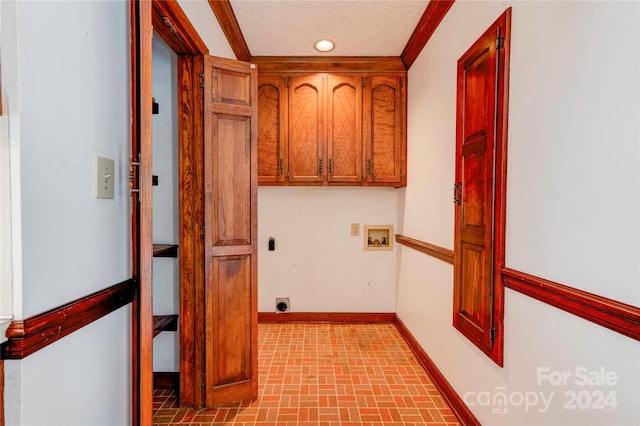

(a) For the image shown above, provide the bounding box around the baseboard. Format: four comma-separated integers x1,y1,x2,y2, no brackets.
393,315,480,426
153,372,180,391
258,312,395,323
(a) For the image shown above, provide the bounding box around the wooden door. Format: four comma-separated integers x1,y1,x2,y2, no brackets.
364,75,404,185
203,55,258,405
288,74,324,183
258,76,287,185
453,9,510,365
327,75,362,183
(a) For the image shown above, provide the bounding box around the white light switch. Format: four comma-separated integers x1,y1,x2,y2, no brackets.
94,156,115,199
351,223,360,236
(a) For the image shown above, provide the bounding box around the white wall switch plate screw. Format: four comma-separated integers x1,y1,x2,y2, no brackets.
351,223,360,236
95,156,115,199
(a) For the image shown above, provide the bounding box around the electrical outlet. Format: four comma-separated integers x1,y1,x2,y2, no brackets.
351,223,360,236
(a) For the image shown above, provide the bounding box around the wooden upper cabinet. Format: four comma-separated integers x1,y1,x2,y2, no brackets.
288,74,324,183
327,75,362,183
364,75,406,186
256,71,406,187
257,76,287,185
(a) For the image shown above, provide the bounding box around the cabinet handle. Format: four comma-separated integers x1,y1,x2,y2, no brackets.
367,159,373,177
328,158,333,175
453,182,461,205
318,159,323,175
279,158,284,176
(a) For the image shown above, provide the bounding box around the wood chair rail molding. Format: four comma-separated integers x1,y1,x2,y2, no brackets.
401,0,456,69
502,268,640,342
250,56,406,74
395,234,454,264
1,279,136,360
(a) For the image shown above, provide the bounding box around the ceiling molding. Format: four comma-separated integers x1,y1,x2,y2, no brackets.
152,0,208,55
208,0,251,61
401,0,455,69
250,56,406,74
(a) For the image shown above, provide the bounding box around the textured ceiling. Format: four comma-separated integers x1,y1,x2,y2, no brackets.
230,0,430,57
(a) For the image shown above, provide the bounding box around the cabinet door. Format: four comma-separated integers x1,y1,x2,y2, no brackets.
288,74,324,183
203,55,258,406
258,76,287,185
364,75,405,186
327,75,362,183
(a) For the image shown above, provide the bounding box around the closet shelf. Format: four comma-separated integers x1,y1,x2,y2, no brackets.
153,244,178,258
153,315,178,337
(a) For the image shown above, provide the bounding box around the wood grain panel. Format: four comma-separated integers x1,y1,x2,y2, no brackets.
327,75,362,183
251,56,406,74
401,0,456,69
394,316,481,426
258,76,287,184
1,279,136,359
503,268,640,342
258,312,395,323
207,0,251,61
395,234,454,264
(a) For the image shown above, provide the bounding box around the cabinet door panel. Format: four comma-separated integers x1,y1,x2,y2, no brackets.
288,75,324,183
327,75,362,183
258,76,286,184
365,76,405,185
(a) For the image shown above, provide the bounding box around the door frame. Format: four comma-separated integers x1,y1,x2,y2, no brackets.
130,1,208,423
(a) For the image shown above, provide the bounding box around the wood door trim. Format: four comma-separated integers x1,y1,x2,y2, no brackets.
395,234,454,265
207,0,251,61
401,0,455,69
394,315,481,426
503,268,640,342
258,312,395,323
152,0,208,55
1,279,136,360
251,56,406,74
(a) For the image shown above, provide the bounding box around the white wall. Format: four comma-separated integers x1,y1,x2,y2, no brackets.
258,187,398,313
152,34,180,373
397,1,639,425
1,1,131,424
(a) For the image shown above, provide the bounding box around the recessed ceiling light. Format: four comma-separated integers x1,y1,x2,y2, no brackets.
314,39,335,52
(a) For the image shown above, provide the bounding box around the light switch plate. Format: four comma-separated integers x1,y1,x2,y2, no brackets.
95,156,115,199
351,223,360,236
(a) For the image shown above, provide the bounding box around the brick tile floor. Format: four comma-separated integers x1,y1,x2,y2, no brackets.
153,323,460,425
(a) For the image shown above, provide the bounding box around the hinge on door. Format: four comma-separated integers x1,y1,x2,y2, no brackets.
361,78,365,88
400,78,404,88
496,27,504,50
198,72,204,88
453,182,461,205
285,78,290,88
328,158,333,175
200,224,205,241
490,327,496,342
279,158,284,176
318,158,323,175
367,159,372,177
128,156,140,198
201,372,206,387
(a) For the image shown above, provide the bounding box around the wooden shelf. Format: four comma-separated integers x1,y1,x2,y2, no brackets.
153,314,178,337
153,244,178,258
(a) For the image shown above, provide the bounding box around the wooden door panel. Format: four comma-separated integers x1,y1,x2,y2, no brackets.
327,75,362,183
203,55,258,406
289,75,324,183
258,77,286,184
208,256,252,388
214,69,251,106
211,114,251,246
453,9,511,366
365,76,403,184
